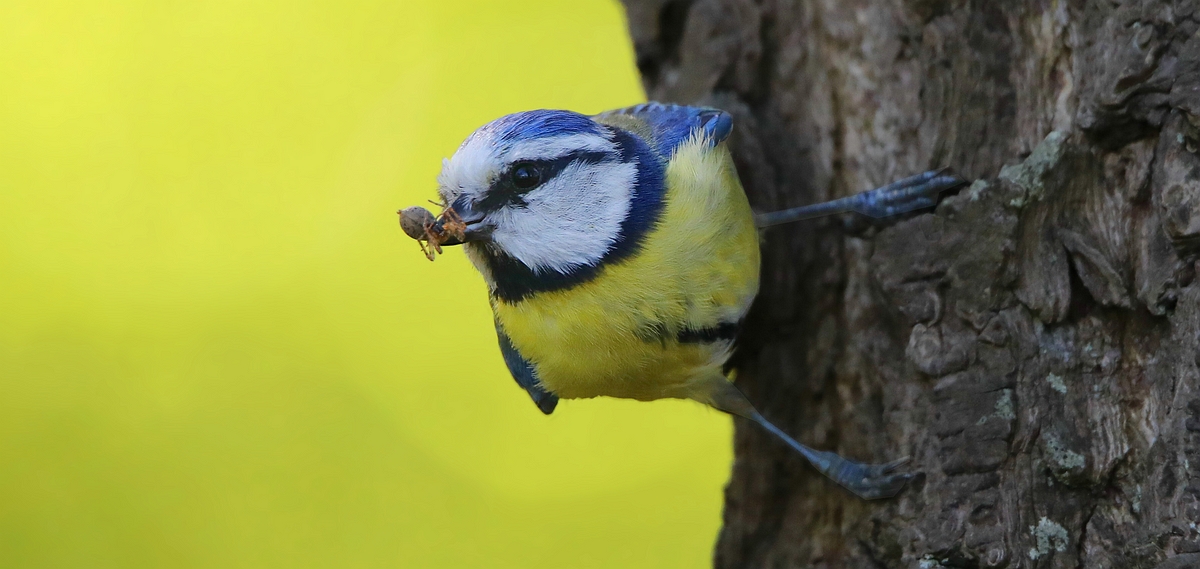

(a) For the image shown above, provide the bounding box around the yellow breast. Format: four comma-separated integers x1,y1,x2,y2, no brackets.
493,138,760,401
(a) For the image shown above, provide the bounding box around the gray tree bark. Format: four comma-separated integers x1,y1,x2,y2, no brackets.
618,0,1200,567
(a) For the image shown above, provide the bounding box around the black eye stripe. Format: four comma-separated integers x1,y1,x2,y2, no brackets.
476,149,617,212
511,150,614,187
480,124,666,303
511,162,541,189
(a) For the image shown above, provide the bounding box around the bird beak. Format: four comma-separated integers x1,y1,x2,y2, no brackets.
437,198,489,245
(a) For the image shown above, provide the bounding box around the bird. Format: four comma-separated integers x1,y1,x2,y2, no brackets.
423,102,962,500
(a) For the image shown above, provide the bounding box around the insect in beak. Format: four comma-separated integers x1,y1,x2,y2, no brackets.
437,199,489,245
439,204,489,244
397,201,489,260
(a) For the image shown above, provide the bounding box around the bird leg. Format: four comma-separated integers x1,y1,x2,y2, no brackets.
754,169,966,228
746,411,913,500
692,373,914,500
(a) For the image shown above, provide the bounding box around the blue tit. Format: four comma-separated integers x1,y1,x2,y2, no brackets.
424,103,962,499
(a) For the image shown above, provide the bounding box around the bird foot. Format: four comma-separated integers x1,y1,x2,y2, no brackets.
820,453,915,500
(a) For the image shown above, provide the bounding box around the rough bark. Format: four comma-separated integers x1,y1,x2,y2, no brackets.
619,0,1200,567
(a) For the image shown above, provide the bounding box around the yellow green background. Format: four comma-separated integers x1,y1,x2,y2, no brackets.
0,1,734,567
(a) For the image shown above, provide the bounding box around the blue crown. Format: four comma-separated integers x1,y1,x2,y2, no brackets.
469,110,603,148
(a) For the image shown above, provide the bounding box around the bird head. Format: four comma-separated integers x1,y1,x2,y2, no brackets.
435,110,661,299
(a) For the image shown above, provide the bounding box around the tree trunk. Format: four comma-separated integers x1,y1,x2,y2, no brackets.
619,0,1200,567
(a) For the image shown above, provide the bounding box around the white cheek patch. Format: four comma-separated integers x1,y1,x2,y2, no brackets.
488,161,636,274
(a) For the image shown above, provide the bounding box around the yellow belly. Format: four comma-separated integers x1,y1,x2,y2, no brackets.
493,139,760,401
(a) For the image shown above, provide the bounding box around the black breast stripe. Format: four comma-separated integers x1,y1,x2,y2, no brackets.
677,321,740,344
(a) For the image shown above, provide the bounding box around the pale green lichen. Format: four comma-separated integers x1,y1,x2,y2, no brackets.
978,389,1016,425
999,130,1068,204
1027,517,1069,559
967,179,990,201
1044,433,1086,472
1046,373,1067,394
994,389,1015,421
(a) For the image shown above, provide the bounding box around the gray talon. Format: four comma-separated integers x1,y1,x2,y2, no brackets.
755,169,968,227
738,406,918,501
825,454,915,499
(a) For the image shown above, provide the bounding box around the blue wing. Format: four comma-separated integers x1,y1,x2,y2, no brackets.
594,102,733,157
495,324,558,415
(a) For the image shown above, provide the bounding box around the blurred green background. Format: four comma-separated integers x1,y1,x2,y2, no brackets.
0,1,734,567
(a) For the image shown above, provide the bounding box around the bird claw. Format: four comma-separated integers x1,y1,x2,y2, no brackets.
742,408,918,500
850,170,966,218
754,169,967,227
829,455,915,500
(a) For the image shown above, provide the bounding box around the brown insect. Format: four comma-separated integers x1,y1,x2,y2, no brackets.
397,203,467,261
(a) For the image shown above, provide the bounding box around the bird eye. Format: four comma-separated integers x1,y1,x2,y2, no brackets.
510,162,542,190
